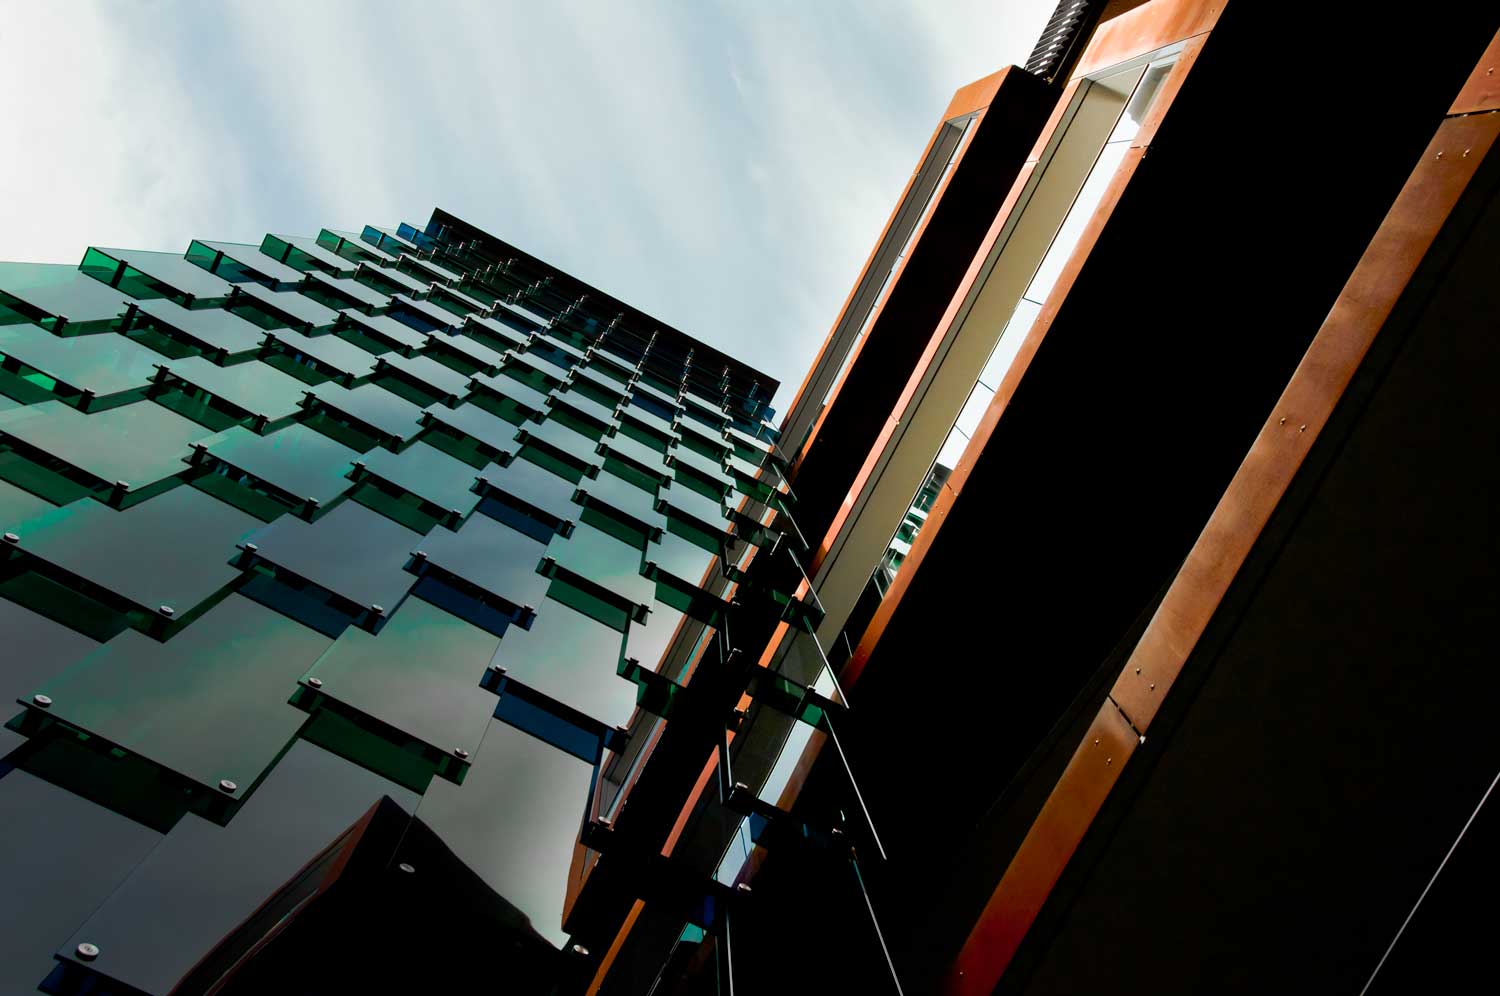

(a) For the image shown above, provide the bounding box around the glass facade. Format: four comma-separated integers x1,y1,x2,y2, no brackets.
0,209,794,993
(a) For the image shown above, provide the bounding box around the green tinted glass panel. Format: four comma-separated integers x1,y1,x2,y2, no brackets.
393,293,461,330
95,248,236,301
544,520,654,618
236,284,340,329
0,400,206,491
364,264,428,294
0,598,100,752
359,441,486,517
472,369,549,417
190,240,304,284
0,325,163,398
432,329,507,371
305,271,388,310
415,512,549,610
491,597,633,726
480,453,577,524
0,476,52,528
344,311,428,352
377,352,472,400
267,328,378,380
648,529,719,588
310,382,424,443
577,468,664,540
625,600,688,671
524,416,603,467
133,297,267,357
422,401,521,457
199,423,357,507
11,488,258,613
0,262,129,327
602,430,672,477
34,594,330,794
56,741,416,995
246,500,419,611
303,595,498,757
463,314,530,351
163,355,308,422
275,235,358,273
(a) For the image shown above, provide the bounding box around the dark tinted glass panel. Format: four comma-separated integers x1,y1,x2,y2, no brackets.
134,297,266,357
163,355,308,422
359,441,486,517
344,311,428,352
422,401,521,456
377,352,473,400
199,423,358,507
0,262,128,326
0,399,207,489
415,512,549,610
245,500,419,612
0,476,52,528
0,598,100,752
97,248,237,301
33,594,330,796
302,595,499,758
10,487,258,614
309,382,425,443
56,741,417,994
490,596,634,726
0,772,162,995
267,327,379,379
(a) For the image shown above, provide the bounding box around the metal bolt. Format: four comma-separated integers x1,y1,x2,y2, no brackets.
1149,683,1156,690
398,862,416,874
1093,738,1100,745
159,605,175,617
219,779,238,794
1437,151,1445,160
243,542,258,553
572,944,590,957
454,748,470,759
2,532,17,544
76,942,100,961
1106,757,1113,765
1299,424,1306,432
307,677,323,688
1278,417,1286,426
1135,667,1141,675
114,480,130,491
32,694,52,708
736,883,752,894
370,604,385,616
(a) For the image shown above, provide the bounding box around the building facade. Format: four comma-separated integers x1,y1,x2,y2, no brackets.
5,2,1500,993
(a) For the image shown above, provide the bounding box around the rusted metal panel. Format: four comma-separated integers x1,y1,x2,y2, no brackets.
1111,111,1500,731
942,701,1139,996
1071,0,1226,80
1450,31,1500,114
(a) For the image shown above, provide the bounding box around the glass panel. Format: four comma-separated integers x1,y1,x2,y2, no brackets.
489,596,634,726
244,500,420,612
522,416,604,470
162,355,308,422
275,234,358,273
358,441,487,518
234,283,340,330
542,520,654,631
0,262,129,328
9,487,258,614
429,329,507,372
601,430,672,477
0,325,164,399
392,293,461,330
362,263,429,295
266,327,379,380
198,422,358,508
305,271,388,310
31,594,330,796
550,386,619,432
0,597,100,752
0,772,162,996
301,594,499,760
414,511,549,612
661,478,727,525
189,240,305,285
0,400,207,492
375,352,473,401
625,599,688,671
422,401,521,457
471,369,549,419
56,741,418,995
94,248,237,301
132,297,266,358
578,468,663,532
342,310,428,352
463,314,530,352
309,382,425,444
648,528,720,589
476,453,577,534
397,720,592,947
0,475,53,527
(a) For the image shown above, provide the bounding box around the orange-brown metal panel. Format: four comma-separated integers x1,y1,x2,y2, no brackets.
942,701,1139,995
1450,31,1500,114
585,898,645,996
1111,111,1500,731
1025,78,1085,164
1071,0,1225,80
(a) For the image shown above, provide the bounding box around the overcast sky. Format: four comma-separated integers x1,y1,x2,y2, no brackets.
1,0,1054,410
